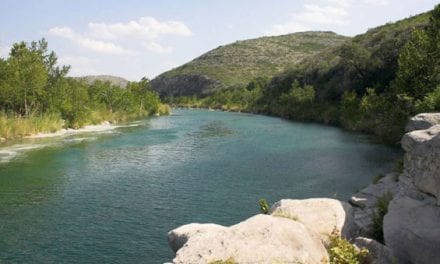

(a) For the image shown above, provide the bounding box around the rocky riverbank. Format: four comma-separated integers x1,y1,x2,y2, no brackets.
167,113,440,264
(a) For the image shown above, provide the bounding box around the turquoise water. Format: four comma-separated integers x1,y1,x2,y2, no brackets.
0,109,400,263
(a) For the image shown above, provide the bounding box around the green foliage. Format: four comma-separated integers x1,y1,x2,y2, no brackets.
393,158,404,174
259,198,270,214
394,4,440,100
0,39,166,139
277,81,316,120
372,173,385,184
327,230,369,264
415,86,440,112
371,193,393,243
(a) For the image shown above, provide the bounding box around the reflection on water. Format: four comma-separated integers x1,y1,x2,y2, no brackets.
0,109,402,263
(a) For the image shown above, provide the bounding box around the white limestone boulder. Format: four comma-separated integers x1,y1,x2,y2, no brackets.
168,214,329,264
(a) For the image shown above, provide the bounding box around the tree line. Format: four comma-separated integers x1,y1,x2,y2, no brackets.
0,39,168,138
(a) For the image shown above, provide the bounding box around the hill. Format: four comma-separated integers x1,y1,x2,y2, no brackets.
264,12,431,102
75,75,129,88
151,31,349,97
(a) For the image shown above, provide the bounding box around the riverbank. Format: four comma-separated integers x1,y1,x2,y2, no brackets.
0,105,171,144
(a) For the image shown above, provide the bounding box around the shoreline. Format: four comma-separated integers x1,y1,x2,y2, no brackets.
24,121,118,139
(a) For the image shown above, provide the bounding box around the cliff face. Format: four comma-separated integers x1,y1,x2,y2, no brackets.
351,113,440,263
382,115,440,263
167,113,440,264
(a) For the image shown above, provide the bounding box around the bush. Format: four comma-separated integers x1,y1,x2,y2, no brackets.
372,173,385,184
259,198,270,214
371,193,393,243
327,229,369,264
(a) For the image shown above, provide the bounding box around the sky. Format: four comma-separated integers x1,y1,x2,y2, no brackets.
0,0,438,81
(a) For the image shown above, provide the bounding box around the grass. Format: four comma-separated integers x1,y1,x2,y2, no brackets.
372,173,385,184
259,198,270,214
371,193,393,243
0,112,64,139
0,104,171,140
393,158,404,174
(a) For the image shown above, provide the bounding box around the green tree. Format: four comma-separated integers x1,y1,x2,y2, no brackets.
395,4,440,100
8,42,48,116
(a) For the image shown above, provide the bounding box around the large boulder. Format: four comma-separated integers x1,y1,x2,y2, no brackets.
383,195,440,264
269,198,357,239
401,125,440,204
168,214,329,264
405,113,440,132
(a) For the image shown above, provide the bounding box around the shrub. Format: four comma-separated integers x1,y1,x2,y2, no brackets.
259,198,270,214
327,229,369,264
393,158,404,174
372,173,385,184
371,193,393,243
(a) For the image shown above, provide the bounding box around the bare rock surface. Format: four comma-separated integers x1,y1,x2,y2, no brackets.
168,214,328,264
269,198,357,239
383,195,440,264
405,113,440,132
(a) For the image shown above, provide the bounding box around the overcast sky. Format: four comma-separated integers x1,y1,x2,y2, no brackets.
0,0,437,81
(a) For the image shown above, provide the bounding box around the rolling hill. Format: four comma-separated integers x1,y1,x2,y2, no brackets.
151,31,349,97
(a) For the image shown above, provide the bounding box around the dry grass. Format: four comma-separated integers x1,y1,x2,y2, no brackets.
0,112,64,139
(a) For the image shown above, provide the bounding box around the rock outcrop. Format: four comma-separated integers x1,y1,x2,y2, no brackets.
350,112,440,264
401,124,440,204
405,113,440,132
168,198,355,263
384,195,440,263
169,214,329,264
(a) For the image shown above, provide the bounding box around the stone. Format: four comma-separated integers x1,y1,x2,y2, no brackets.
354,237,395,264
168,214,329,264
269,198,357,239
405,113,440,132
401,125,440,204
383,195,440,264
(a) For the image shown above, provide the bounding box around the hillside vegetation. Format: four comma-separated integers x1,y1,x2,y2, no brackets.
151,31,349,97
157,6,440,144
75,75,129,88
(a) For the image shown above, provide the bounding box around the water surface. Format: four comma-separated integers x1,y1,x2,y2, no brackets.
0,109,401,263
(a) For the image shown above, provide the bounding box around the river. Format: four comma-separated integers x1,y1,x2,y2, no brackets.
0,109,401,263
